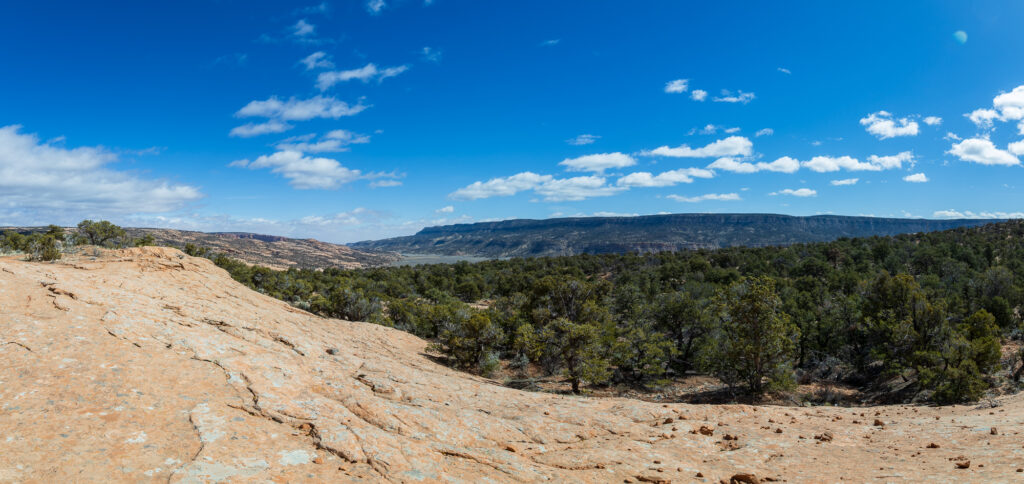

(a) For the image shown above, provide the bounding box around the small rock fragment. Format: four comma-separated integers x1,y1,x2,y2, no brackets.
955,461,971,469
730,473,760,484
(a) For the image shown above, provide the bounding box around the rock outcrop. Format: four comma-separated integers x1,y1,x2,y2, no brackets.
1,248,1022,482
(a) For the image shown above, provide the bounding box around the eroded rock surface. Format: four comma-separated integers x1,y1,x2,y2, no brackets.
1,248,1022,482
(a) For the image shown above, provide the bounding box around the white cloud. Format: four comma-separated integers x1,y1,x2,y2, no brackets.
292,19,315,37
859,111,919,139
707,156,800,174
534,176,625,202
947,138,1021,166
0,125,201,221
697,124,717,135
944,132,962,141
770,188,817,197
1008,140,1024,155
644,136,753,158
317,63,409,90
435,205,454,213
923,116,942,126
777,67,791,75
966,85,1024,130
803,155,886,172
229,120,293,138
236,95,368,121
755,128,774,137
713,90,755,104
540,39,561,46
560,152,635,173
691,90,708,102
449,172,553,200
299,51,334,70
866,151,914,170
933,209,1024,219
449,172,624,202
616,168,714,187
664,79,689,94
903,173,928,183
369,179,402,188
967,109,1000,129
830,178,859,186
724,127,740,134
367,0,386,14
667,193,741,202
274,129,371,153
566,134,599,146
230,150,366,189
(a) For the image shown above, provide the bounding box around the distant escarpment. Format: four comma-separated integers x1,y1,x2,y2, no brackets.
351,213,1000,258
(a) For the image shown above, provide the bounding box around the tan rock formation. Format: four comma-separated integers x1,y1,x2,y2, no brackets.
1,247,1022,482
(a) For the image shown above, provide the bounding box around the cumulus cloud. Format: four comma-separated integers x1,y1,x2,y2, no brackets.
801,153,911,172
644,136,753,158
299,51,334,70
859,111,919,139
923,116,942,126
559,152,635,173
664,79,689,93
230,150,365,189
0,125,202,222
236,95,368,121
966,84,1024,130
435,205,454,213
533,176,626,202
667,193,741,202
449,172,553,200
229,120,293,138
707,156,799,174
947,138,1020,166
566,134,599,146
616,168,714,187
274,129,371,153
317,63,409,90
903,173,928,183
713,90,755,104
770,188,817,197
830,178,859,186
1009,140,1024,156
448,172,624,201
755,128,774,137
866,151,914,170
691,90,708,101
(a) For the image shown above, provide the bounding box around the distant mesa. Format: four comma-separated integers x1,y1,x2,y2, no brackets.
351,213,1001,259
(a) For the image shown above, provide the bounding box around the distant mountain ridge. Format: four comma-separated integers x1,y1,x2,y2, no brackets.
350,213,1002,258
1,226,399,269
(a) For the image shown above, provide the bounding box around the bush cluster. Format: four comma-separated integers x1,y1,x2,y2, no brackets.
203,221,1024,402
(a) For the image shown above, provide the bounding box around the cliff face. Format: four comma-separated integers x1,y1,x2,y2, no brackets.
1,248,1021,483
352,214,999,258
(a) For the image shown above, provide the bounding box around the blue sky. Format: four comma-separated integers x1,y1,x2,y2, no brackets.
2,1,1023,243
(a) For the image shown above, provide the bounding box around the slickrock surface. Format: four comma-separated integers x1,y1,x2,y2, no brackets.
1,247,1023,483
